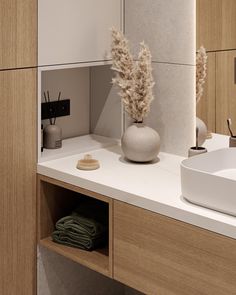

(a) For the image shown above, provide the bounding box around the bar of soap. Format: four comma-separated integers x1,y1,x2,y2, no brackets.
76,154,100,170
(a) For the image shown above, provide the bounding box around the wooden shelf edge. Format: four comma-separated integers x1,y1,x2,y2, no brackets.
37,174,111,204
40,237,111,278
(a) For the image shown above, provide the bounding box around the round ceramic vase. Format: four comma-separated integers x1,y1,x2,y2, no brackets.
196,117,207,146
121,123,160,162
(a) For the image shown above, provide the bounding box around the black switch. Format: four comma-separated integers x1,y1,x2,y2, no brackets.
41,99,70,120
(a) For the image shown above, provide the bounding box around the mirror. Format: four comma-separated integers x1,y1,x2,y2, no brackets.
196,0,236,136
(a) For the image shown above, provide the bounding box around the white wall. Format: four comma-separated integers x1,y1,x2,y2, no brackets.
90,65,122,139
41,67,90,139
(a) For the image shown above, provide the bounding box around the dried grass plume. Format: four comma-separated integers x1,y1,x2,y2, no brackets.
111,28,154,123
196,46,207,104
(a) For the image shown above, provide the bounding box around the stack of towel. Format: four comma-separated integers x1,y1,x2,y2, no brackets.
52,199,108,251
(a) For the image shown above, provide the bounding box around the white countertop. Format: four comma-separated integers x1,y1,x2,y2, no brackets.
204,133,229,151
39,134,119,163
37,133,236,240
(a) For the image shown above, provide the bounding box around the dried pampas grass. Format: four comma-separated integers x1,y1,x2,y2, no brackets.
111,28,154,123
196,46,207,104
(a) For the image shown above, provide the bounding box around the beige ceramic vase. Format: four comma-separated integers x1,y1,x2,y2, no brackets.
121,123,160,162
196,117,207,146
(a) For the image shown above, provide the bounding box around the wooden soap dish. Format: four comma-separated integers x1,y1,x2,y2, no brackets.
76,154,100,170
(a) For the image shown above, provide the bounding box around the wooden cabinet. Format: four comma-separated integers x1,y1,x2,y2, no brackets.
114,201,236,295
0,1,37,294
216,50,236,134
0,69,37,295
197,52,216,133
197,0,236,51
0,0,37,70
36,176,236,294
38,0,123,66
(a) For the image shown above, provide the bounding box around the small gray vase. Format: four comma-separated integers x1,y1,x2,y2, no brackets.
43,124,62,149
121,123,160,162
196,117,207,146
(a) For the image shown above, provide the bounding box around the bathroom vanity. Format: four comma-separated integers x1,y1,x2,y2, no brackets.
37,134,236,295
2,0,233,295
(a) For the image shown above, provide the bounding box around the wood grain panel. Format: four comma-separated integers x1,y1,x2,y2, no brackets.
38,174,111,204
197,0,221,51
114,201,236,295
0,0,37,69
0,69,37,295
197,0,236,51
197,52,216,133
40,237,110,277
216,50,236,135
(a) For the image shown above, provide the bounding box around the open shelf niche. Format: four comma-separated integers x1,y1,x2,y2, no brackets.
38,174,113,277
38,62,123,163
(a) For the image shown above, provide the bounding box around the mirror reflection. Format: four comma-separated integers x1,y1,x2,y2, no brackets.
196,0,236,136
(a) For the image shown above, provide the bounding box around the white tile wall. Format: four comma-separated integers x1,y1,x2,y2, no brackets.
124,0,195,156
90,66,122,139
125,0,195,65
147,63,195,156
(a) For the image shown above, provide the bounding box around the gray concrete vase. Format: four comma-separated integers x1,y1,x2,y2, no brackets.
121,123,160,162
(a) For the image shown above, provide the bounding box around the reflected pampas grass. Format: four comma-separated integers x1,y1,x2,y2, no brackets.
196,46,207,104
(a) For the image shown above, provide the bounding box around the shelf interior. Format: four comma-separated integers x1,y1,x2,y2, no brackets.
38,177,112,277
40,237,110,277
38,64,122,163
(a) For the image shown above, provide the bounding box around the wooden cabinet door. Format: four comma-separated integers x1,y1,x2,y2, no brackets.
114,201,236,295
197,52,216,133
0,0,37,70
0,69,37,295
197,0,236,51
38,0,123,66
216,50,236,135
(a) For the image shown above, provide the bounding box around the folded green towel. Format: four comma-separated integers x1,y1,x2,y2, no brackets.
52,199,108,251
52,230,106,251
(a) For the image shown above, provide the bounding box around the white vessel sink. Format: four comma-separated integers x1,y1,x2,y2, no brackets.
181,148,236,216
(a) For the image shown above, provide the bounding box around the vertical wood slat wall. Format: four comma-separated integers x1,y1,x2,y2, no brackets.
216,50,236,134
0,0,37,294
197,0,236,135
0,0,37,70
197,0,236,51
